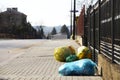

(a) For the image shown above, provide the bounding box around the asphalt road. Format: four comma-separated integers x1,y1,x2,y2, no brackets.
0,39,45,49
0,39,45,64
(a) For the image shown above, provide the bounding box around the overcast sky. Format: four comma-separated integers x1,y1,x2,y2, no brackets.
0,0,97,27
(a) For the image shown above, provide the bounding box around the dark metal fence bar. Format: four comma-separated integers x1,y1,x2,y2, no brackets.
114,45,120,65
100,41,112,59
111,0,115,63
98,0,101,54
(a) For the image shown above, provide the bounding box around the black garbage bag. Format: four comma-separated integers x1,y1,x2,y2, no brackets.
59,59,97,76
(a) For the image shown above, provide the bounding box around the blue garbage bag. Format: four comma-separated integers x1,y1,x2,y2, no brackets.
59,59,97,76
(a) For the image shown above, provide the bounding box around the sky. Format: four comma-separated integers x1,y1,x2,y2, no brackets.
0,0,97,27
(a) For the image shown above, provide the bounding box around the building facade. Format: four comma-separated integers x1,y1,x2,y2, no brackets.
0,8,27,33
0,8,37,39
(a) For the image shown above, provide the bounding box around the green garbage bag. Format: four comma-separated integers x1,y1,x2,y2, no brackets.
66,55,78,62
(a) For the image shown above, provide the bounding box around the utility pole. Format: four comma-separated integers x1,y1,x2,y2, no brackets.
70,0,73,36
73,0,76,40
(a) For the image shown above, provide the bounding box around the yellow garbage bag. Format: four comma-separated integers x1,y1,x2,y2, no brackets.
54,47,72,62
67,46,76,54
77,46,92,59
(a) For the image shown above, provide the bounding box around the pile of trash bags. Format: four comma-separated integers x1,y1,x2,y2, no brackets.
54,45,97,76
54,46,92,62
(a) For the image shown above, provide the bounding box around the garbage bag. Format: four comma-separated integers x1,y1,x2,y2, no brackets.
54,46,72,62
59,59,97,76
77,46,92,59
66,55,78,62
67,46,76,54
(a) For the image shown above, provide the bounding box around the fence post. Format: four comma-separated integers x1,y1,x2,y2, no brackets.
111,0,115,63
98,0,101,54
88,6,91,48
93,8,96,62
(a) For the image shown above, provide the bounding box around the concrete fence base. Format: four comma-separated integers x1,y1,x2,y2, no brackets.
98,54,120,80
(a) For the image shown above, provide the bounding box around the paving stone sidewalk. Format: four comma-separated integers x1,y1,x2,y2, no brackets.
0,40,102,80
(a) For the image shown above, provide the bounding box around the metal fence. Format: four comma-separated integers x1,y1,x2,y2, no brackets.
85,0,120,65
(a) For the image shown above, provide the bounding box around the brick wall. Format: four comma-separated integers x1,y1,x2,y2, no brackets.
76,5,85,36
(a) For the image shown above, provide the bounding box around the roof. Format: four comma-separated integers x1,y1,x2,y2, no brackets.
0,8,26,16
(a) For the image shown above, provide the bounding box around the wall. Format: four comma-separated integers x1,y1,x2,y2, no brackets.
76,5,85,36
98,54,120,80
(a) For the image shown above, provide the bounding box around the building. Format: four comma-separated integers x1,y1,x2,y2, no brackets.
0,8,27,33
0,8,37,39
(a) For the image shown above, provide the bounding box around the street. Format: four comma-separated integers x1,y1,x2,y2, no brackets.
0,39,45,49
0,39,46,64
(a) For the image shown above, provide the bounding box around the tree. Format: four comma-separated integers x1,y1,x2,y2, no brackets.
77,0,94,8
60,24,70,39
60,25,69,34
51,27,57,35
40,28,44,37
26,22,37,38
46,33,51,39
36,25,45,39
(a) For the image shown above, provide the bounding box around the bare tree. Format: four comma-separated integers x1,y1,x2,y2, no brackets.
76,0,95,9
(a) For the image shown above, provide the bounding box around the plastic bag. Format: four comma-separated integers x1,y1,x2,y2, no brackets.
59,59,97,76
54,46,76,62
77,46,92,59
67,46,76,54
66,55,78,62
